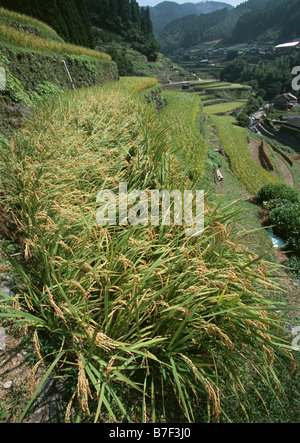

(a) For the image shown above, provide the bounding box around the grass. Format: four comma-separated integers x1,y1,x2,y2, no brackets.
0,77,297,423
214,153,278,260
0,22,110,60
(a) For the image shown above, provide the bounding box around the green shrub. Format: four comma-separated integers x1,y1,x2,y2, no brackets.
0,50,32,105
236,111,250,128
30,81,62,105
258,183,300,205
268,203,300,253
205,149,222,170
287,255,300,278
263,198,291,210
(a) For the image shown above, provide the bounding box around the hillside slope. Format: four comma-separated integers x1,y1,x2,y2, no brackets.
0,7,118,137
157,0,270,55
228,0,300,44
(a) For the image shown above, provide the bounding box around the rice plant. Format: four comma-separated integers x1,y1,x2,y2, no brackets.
0,78,295,423
204,101,247,115
159,90,208,187
0,7,63,42
0,22,110,60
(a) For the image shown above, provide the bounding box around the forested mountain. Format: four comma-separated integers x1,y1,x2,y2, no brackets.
86,0,159,61
0,0,95,48
229,0,300,43
157,0,270,56
149,1,233,36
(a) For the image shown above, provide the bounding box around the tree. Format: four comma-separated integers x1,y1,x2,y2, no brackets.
86,0,159,61
236,111,251,127
131,0,140,25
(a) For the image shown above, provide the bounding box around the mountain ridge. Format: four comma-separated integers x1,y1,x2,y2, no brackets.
150,1,234,35
156,0,279,56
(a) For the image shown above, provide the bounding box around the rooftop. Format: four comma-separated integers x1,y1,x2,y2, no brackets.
274,93,298,103
282,118,300,130
275,41,300,49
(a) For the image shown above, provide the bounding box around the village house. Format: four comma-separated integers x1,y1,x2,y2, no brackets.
273,93,298,110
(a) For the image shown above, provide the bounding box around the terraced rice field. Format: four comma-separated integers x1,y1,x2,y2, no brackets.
249,137,296,189
204,100,247,115
0,9,110,60
212,116,281,193
188,80,251,117
159,90,207,185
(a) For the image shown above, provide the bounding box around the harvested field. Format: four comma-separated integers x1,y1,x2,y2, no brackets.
249,137,262,169
274,154,294,188
249,137,295,188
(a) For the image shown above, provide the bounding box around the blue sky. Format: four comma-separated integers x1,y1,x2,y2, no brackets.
138,0,243,7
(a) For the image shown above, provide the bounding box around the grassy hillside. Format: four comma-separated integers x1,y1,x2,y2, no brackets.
0,6,64,42
0,7,120,138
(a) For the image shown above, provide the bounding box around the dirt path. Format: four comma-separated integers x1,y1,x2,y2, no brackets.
274,154,294,187
249,137,278,176
249,137,295,187
249,137,262,167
